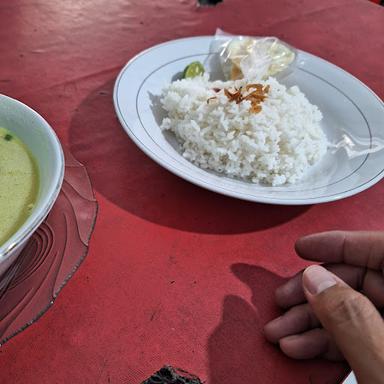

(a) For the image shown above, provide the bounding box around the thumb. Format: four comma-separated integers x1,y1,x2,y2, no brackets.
303,265,384,384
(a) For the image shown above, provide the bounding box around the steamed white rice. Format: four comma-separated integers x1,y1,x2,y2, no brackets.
160,75,327,186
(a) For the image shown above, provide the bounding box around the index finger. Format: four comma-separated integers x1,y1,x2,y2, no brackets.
295,231,384,270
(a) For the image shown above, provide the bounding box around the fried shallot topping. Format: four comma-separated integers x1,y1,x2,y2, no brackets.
207,83,270,113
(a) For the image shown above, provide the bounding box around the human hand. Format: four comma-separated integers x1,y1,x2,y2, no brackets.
264,231,384,384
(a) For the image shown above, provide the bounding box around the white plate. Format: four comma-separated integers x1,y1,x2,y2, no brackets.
113,36,384,205
342,372,357,384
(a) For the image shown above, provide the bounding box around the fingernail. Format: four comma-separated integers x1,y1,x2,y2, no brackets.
303,265,337,295
265,316,283,328
263,316,284,343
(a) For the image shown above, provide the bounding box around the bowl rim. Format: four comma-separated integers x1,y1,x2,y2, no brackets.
0,94,65,261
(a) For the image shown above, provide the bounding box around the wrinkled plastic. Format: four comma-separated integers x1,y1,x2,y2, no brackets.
330,132,384,158
212,29,297,80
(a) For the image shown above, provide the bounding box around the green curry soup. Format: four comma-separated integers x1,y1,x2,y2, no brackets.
0,127,39,246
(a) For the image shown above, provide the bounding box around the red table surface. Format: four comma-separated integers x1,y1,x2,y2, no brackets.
0,0,383,383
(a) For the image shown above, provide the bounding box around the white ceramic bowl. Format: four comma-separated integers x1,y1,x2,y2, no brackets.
114,36,384,204
0,95,64,276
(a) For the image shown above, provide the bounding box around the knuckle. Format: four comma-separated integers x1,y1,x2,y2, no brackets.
322,289,374,328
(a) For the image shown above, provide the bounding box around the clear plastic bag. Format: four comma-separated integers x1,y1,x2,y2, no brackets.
211,29,297,80
330,131,384,158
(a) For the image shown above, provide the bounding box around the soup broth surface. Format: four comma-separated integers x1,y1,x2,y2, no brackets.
0,127,39,246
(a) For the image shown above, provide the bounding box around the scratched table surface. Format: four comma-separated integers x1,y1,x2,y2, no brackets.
0,0,383,383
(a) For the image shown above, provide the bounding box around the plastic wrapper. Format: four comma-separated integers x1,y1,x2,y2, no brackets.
211,29,297,80
330,132,384,158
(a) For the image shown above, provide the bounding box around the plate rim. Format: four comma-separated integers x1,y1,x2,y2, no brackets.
113,35,384,205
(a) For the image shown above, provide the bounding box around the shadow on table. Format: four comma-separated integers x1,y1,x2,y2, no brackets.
207,264,348,383
69,79,310,235
208,265,286,383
